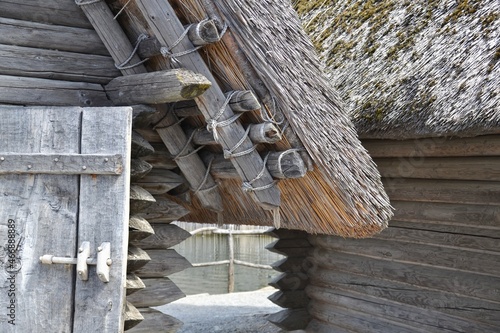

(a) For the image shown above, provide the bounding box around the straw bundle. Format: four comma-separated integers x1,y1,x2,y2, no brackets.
169,0,393,237
295,0,500,139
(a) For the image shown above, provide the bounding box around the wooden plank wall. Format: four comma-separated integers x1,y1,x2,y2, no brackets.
306,134,500,332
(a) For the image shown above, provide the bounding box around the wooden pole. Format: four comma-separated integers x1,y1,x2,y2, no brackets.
228,231,235,293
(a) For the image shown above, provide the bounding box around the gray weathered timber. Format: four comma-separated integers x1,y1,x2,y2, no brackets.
126,273,146,296
127,308,182,333
266,228,309,239
187,19,220,46
268,290,309,309
311,235,500,277
129,185,156,214
127,246,151,272
133,169,184,195
137,196,190,223
0,44,120,84
134,128,163,143
135,249,192,278
375,156,500,181
0,153,122,175
227,90,261,112
80,2,223,212
383,178,500,205
269,272,309,291
266,238,312,256
0,0,91,28
0,107,81,332
76,0,145,76
135,0,281,209
127,278,185,307
105,70,212,105
363,135,500,158
389,220,500,239
271,256,308,273
137,37,163,59
74,107,132,333
0,17,108,55
130,159,153,181
307,319,350,333
131,105,158,129
141,143,177,169
268,308,311,331
0,75,110,106
129,216,155,242
308,250,500,303
308,273,500,329
248,122,282,143
131,131,155,158
124,301,144,331
132,224,191,249
391,201,500,227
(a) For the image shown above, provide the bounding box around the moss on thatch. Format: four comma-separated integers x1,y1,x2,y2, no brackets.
295,0,500,139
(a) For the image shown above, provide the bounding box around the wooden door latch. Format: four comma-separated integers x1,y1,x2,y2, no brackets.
40,242,112,283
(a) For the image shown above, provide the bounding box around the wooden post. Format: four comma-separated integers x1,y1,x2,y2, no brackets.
105,69,212,105
228,231,235,293
134,0,281,210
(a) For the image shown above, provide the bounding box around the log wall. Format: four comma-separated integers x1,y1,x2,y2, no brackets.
305,134,500,332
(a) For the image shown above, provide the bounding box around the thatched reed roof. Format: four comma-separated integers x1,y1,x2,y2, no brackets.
295,0,499,139
167,0,392,237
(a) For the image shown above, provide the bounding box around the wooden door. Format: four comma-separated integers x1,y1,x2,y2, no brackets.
0,106,132,332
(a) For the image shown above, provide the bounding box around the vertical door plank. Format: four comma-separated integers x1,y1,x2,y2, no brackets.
0,107,81,332
74,107,132,333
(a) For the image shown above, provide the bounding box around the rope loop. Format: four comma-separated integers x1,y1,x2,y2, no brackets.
192,157,218,195
241,153,276,193
115,34,149,70
223,124,256,159
206,91,239,141
75,0,101,5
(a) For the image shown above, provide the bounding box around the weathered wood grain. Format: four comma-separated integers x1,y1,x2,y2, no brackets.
129,215,155,242
127,308,183,333
74,107,132,333
0,107,81,333
124,301,144,331
266,238,312,256
0,75,110,106
389,220,500,239
307,319,351,333
126,273,146,296
135,0,281,210
135,249,192,278
105,69,211,105
271,257,308,273
267,308,311,331
132,224,191,249
266,228,309,239
127,245,151,272
132,105,158,129
0,17,107,55
131,131,155,158
0,0,91,28
363,135,500,158
133,169,184,195
138,195,190,223
268,290,309,309
383,178,500,205
141,143,177,169
375,156,500,181
134,128,163,143
0,44,120,84
129,185,156,214
269,272,309,291
127,278,185,307
130,159,153,181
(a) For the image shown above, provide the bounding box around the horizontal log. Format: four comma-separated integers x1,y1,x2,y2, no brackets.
127,245,151,272
363,135,500,158
105,69,212,105
132,224,191,249
129,215,155,242
266,228,309,239
133,169,185,195
389,220,500,239
0,44,119,84
391,201,500,228
0,0,91,28
308,271,500,328
268,290,309,309
248,122,282,144
126,273,146,296
268,308,311,331
124,301,143,331
272,257,309,273
0,75,109,106
129,185,156,214
0,17,107,55
127,278,185,307
266,238,312,256
137,195,190,223
135,249,192,278
375,157,500,181
141,143,177,169
132,105,158,129
269,272,309,291
131,131,155,158
383,178,500,205
127,308,183,333
308,250,500,303
137,36,163,59
310,235,500,277
226,90,261,112
134,128,163,143
130,159,153,182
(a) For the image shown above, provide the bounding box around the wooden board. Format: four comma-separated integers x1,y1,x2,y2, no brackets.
127,278,185,307
0,17,108,55
127,308,183,333
73,107,132,333
132,224,191,249
135,249,192,278
0,44,120,84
